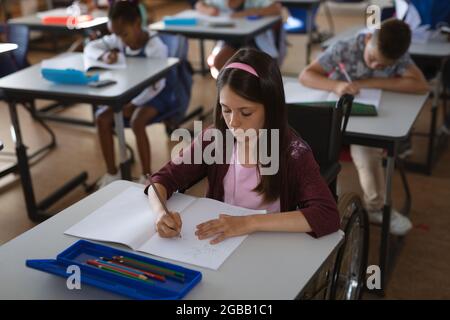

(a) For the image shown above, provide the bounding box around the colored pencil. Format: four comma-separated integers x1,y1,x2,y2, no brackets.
99,257,166,282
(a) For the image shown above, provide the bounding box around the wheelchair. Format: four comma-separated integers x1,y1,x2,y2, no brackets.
287,95,369,300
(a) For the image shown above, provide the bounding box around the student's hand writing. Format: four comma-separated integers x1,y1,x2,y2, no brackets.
205,6,219,16
102,49,119,64
231,11,248,18
334,82,360,96
195,214,253,244
156,211,182,238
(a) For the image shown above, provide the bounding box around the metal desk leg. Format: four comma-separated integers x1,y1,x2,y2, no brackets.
306,7,313,65
426,71,442,173
8,101,38,219
199,39,208,76
378,148,396,295
405,58,448,175
113,110,132,180
8,101,88,222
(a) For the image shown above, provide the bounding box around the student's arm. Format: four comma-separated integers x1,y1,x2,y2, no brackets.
196,211,313,244
84,34,121,63
145,129,211,237
148,182,182,238
354,64,430,94
231,2,282,17
195,1,220,16
299,59,361,96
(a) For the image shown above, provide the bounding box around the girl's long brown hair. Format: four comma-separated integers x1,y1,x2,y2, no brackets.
214,48,289,203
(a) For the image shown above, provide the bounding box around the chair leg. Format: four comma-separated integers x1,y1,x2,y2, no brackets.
23,100,57,150
396,158,412,217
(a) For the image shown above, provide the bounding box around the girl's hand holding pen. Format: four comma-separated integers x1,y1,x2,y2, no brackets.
334,81,360,96
156,211,182,238
102,49,119,64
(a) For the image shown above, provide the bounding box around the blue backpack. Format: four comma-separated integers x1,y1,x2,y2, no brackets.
157,33,193,124
410,0,450,29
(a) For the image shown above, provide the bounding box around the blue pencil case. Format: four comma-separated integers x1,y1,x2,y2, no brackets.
163,17,198,26
26,240,202,300
41,68,100,85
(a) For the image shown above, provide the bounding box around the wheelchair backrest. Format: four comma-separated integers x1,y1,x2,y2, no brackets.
287,95,353,169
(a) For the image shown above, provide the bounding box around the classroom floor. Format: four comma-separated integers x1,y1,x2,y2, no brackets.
0,1,449,299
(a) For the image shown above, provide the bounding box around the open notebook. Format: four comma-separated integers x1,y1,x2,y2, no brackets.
65,186,265,270
284,82,382,116
83,53,127,71
41,53,126,72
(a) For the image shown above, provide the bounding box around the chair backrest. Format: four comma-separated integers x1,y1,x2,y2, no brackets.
6,24,30,70
287,95,353,170
0,53,17,78
157,33,193,123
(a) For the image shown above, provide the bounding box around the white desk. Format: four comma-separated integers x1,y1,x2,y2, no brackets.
0,180,343,300
150,11,281,75
321,25,450,58
8,10,108,32
150,14,280,42
0,53,179,222
0,42,18,54
283,77,428,294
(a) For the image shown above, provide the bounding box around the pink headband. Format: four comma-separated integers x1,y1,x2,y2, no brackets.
224,62,259,78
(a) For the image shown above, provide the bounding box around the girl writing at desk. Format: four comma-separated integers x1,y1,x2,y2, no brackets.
145,48,340,244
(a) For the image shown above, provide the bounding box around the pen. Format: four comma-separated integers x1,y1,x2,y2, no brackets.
338,62,352,83
146,174,182,238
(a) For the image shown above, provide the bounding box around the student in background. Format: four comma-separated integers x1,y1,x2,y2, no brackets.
85,1,175,188
82,0,149,27
195,0,283,78
299,19,429,235
145,48,340,242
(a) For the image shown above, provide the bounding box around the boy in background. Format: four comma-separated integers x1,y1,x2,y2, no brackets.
299,19,429,235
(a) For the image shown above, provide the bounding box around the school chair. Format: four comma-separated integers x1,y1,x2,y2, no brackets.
0,28,57,181
287,95,369,300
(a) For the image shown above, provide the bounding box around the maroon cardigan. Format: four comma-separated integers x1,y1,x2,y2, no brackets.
144,129,340,238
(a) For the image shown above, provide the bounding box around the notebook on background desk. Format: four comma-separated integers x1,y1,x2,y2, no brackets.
284,82,382,116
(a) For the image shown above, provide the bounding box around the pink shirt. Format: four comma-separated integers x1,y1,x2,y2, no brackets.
223,144,280,213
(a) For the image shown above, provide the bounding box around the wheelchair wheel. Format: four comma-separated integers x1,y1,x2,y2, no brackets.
329,192,369,300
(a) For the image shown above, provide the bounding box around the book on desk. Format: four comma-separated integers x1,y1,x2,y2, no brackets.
284,81,382,116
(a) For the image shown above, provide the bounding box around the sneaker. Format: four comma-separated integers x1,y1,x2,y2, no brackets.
438,124,450,136
398,139,413,159
368,209,413,236
96,172,120,189
138,174,148,185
